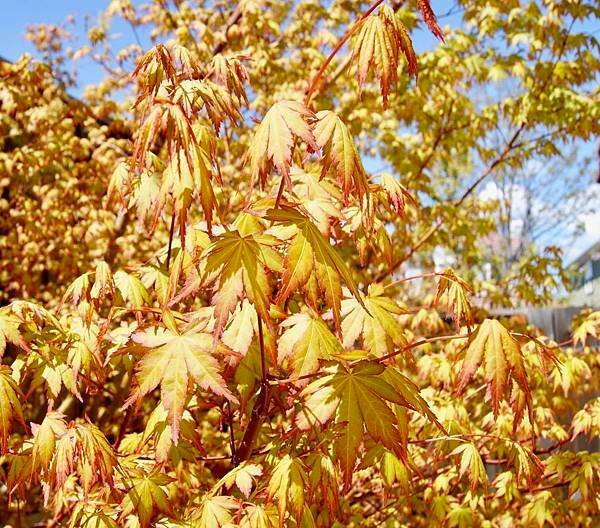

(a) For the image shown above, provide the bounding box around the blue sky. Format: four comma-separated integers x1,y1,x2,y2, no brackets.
0,0,153,89
2,1,597,263
2,1,109,61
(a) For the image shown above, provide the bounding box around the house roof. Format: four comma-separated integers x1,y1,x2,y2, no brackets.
571,240,600,269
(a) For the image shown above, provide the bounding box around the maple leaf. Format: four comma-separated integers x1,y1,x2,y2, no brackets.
222,299,258,356
570,399,599,440
246,100,317,189
435,268,473,329
216,462,263,498
210,54,250,105
313,110,369,202
451,442,488,491
31,411,67,473
50,422,116,493
71,509,119,528
457,319,532,423
129,326,236,442
297,361,408,485
114,270,150,311
375,451,408,491
341,283,407,357
266,206,365,331
289,167,343,234
294,370,339,432
278,311,343,379
382,367,446,433
0,308,30,357
90,261,114,302
61,273,92,307
159,142,218,237
194,495,239,528
202,230,281,340
379,173,417,217
573,311,600,346
132,44,178,99
174,79,241,132
304,453,339,510
141,405,199,463
121,471,172,528
509,443,544,486
0,365,24,452
332,361,409,485
352,4,417,105
417,0,445,41
267,454,308,525
132,100,196,171
240,504,279,528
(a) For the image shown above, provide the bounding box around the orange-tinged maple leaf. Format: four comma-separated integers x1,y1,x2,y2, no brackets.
50,422,116,493
210,54,250,105
352,5,417,105
341,283,407,357
313,110,369,202
573,311,600,346
132,44,178,99
0,309,30,357
457,319,532,424
246,100,317,189
215,462,263,498
417,0,445,41
202,230,281,341
266,206,365,331
222,299,257,357
194,495,239,528
379,173,417,217
451,442,488,491
268,454,308,525
298,361,415,486
383,367,446,433
435,268,473,329
31,411,67,473
0,365,24,452
120,470,172,528
159,142,218,237
278,311,344,379
509,442,544,486
130,326,236,442
331,361,408,485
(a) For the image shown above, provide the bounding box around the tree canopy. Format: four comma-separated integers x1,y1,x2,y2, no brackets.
0,1,599,526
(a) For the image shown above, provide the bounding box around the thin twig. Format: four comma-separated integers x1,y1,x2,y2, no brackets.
384,271,439,289
166,211,176,271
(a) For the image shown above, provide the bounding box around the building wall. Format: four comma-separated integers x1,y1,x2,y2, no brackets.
568,275,600,307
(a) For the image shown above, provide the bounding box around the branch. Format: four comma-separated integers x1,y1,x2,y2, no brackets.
212,7,243,55
232,316,270,466
271,332,469,386
376,333,469,363
376,123,526,281
166,211,177,271
407,100,457,186
383,271,440,289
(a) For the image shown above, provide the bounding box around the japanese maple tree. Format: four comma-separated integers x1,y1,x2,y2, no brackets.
0,1,599,527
